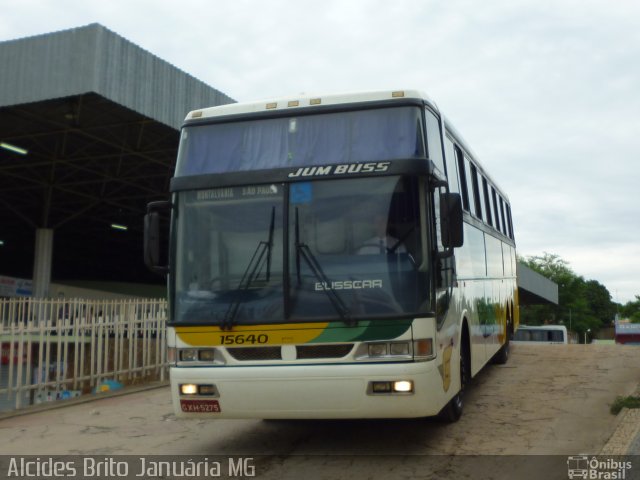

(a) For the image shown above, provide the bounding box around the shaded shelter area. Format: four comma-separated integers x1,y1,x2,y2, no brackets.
0,24,234,296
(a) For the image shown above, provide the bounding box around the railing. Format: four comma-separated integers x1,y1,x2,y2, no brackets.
0,297,168,411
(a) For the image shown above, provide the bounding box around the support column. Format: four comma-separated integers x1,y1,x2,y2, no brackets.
33,228,54,298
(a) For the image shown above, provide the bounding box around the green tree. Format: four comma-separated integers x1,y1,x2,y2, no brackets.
620,296,640,323
521,252,574,283
584,280,616,326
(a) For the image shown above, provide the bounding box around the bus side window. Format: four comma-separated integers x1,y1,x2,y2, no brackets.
456,146,470,211
551,330,563,342
491,186,501,233
425,109,445,174
463,155,476,216
505,203,514,239
444,136,460,194
469,163,483,221
482,177,493,226
499,196,507,236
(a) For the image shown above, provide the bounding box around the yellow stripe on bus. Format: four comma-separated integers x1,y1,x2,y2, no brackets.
175,323,330,347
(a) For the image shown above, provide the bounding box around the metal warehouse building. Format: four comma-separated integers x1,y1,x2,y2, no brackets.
0,24,234,298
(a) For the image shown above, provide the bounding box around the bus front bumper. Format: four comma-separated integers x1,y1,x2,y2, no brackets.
170,360,451,419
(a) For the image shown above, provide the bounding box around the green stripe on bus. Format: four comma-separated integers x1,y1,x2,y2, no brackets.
310,319,412,343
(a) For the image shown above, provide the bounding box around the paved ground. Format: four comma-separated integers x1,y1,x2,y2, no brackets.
1,344,640,478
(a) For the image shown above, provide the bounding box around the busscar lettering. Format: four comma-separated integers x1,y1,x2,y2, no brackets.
315,279,383,291
288,162,390,178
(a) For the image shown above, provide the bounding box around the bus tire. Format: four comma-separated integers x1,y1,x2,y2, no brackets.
438,325,469,423
493,335,510,365
493,306,513,365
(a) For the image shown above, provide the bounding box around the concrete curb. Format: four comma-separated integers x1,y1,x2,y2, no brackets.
601,407,640,455
0,381,169,422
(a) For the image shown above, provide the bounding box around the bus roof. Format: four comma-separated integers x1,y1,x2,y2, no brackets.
184,89,439,122
183,88,511,204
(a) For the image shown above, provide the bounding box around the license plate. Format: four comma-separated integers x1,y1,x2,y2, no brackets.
180,399,221,413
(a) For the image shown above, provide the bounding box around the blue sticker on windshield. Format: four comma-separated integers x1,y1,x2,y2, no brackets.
290,182,313,204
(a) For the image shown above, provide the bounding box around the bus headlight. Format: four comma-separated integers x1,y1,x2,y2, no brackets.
368,380,414,395
180,384,198,395
198,384,218,396
368,343,388,357
356,339,434,361
390,342,410,355
371,381,391,393
358,341,413,360
393,380,413,393
179,383,219,397
179,349,198,362
176,348,225,365
198,349,217,362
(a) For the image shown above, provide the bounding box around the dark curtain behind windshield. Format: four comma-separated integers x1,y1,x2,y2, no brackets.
175,107,424,176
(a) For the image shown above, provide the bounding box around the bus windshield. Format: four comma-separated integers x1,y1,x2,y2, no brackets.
174,176,430,325
174,106,425,176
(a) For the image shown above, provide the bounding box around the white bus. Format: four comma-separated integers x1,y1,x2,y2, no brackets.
145,90,519,421
512,325,568,344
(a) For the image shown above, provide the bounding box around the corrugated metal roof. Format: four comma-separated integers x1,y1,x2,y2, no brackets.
0,23,235,129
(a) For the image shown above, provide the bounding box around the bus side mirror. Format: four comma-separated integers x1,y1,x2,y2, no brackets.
144,201,171,275
440,192,463,250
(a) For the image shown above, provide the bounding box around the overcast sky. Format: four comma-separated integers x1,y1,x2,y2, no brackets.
1,0,638,303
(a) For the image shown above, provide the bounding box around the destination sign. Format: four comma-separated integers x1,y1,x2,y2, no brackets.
196,185,280,202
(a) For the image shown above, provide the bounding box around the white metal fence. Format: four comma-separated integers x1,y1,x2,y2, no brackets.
0,297,168,410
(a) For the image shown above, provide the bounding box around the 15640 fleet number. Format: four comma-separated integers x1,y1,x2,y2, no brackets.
219,334,269,345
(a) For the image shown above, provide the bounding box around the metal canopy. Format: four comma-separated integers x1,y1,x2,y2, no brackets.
517,262,559,305
0,24,234,287
0,93,179,282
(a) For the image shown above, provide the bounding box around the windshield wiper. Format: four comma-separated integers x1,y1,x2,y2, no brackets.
294,208,355,326
221,206,275,330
